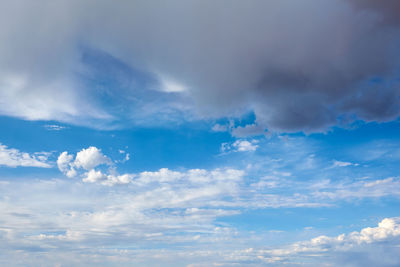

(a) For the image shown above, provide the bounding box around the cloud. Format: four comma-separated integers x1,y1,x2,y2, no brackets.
82,169,107,183
1,0,400,132
57,151,76,178
44,124,67,131
312,177,400,200
74,146,110,170
82,169,132,185
256,217,400,265
231,124,266,138
331,160,359,168
221,140,259,153
1,173,399,266
57,147,130,185
0,143,51,168
211,123,228,132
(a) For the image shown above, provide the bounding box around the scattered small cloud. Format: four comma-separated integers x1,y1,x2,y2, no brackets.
44,124,67,131
332,160,359,168
117,149,130,163
211,123,228,132
221,139,259,153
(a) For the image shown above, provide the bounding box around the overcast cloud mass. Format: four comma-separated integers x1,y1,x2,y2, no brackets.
0,0,399,131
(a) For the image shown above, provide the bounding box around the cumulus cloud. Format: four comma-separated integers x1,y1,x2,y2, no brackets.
0,0,400,132
82,169,132,185
74,146,110,170
57,146,122,184
257,217,400,265
0,143,51,168
57,151,76,177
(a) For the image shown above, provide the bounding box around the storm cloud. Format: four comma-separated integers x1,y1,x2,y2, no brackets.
0,0,399,132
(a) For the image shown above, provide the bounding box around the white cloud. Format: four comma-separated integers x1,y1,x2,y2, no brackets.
57,147,132,185
233,140,259,152
221,139,259,153
0,143,51,168
74,146,110,170
256,217,400,264
56,151,76,178
44,124,67,131
82,169,107,183
82,169,132,186
332,160,358,168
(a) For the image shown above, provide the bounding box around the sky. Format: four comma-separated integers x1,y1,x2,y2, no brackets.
1,0,400,266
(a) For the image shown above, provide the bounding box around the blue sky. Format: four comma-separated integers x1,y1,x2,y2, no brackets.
1,1,400,266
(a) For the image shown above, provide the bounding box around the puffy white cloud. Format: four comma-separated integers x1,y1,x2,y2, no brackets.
74,146,110,170
56,151,76,178
82,169,132,186
57,146,133,186
57,146,133,185
233,140,259,152
0,143,51,168
82,169,107,183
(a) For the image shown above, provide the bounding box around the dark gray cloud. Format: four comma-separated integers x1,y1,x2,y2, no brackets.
0,0,399,132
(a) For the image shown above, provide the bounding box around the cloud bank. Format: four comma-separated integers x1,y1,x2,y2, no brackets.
0,0,399,132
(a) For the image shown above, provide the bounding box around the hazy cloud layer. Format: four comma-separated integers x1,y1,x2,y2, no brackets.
1,175,399,266
0,0,399,132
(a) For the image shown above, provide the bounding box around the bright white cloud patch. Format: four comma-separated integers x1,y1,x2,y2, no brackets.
57,151,76,178
57,147,130,185
74,146,110,170
0,143,51,168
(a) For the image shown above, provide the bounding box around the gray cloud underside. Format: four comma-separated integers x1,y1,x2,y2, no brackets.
1,0,400,132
